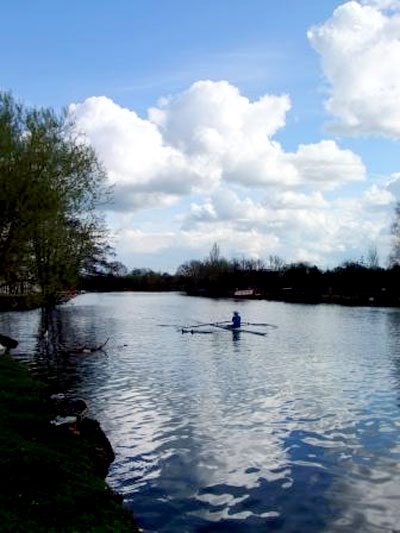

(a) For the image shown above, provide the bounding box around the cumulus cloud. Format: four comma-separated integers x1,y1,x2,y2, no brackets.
289,140,365,189
69,96,207,208
150,81,365,189
308,1,400,137
66,78,396,268
362,183,395,206
69,81,365,213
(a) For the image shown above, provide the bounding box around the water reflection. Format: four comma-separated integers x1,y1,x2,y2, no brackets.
1,293,400,532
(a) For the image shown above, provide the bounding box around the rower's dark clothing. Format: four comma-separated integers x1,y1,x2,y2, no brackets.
232,314,241,328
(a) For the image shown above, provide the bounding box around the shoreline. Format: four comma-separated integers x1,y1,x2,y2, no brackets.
0,354,140,532
2,289,400,313
185,289,400,308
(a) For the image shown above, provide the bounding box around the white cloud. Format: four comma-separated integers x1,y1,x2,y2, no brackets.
149,80,290,149
117,228,177,254
361,0,400,10
386,172,400,197
269,191,329,210
289,140,365,189
175,186,394,266
69,81,365,214
69,96,208,209
66,80,396,269
362,184,395,206
308,1,400,137
150,80,365,189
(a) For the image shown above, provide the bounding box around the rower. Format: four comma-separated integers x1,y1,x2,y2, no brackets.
232,311,241,329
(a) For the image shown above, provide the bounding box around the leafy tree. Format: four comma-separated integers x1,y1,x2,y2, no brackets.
0,93,34,288
0,92,109,304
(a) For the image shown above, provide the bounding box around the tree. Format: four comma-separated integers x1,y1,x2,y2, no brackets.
0,93,34,289
390,203,400,267
107,261,128,277
0,92,110,304
268,255,285,272
367,245,379,269
208,242,221,265
176,260,203,281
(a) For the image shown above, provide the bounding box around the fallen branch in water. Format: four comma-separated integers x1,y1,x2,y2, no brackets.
58,338,110,354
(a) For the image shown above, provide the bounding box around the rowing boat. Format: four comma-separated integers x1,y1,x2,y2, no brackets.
179,318,272,337
181,323,266,337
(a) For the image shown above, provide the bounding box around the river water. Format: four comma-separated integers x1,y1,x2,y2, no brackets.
2,292,400,532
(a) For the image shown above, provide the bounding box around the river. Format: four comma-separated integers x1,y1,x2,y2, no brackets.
1,292,400,532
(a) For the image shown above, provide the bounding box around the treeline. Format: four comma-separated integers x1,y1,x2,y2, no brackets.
173,243,400,305
176,251,400,306
0,92,109,307
81,265,178,292
80,242,400,306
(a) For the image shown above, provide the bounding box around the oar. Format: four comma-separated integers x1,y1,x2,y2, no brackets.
212,324,266,336
181,328,214,335
242,322,278,328
241,329,266,336
184,320,231,328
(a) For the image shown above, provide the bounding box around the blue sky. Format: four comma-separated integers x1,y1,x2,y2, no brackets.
2,1,336,110
2,0,400,271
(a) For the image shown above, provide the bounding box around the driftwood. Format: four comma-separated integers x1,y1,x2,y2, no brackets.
58,338,110,354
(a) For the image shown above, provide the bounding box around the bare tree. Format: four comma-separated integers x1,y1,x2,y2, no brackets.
268,255,285,271
389,203,400,266
208,242,221,265
367,245,379,269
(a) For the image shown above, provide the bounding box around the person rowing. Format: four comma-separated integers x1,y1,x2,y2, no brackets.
232,311,241,329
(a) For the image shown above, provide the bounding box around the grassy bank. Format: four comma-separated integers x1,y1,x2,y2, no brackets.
0,355,139,532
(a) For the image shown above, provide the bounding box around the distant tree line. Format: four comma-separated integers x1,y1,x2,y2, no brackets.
174,241,400,305
81,264,177,292
80,233,400,306
0,92,109,307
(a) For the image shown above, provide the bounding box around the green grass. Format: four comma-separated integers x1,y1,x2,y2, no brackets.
0,355,140,532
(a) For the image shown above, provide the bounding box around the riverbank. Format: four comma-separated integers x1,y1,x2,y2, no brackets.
0,294,44,311
186,288,400,307
0,354,140,532
0,290,77,312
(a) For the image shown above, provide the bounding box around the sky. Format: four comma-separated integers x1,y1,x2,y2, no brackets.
2,0,400,272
